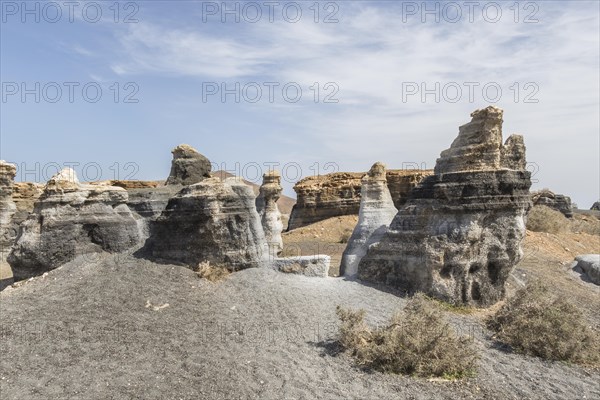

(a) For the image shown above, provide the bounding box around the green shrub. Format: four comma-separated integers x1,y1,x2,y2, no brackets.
487,282,600,365
336,294,478,379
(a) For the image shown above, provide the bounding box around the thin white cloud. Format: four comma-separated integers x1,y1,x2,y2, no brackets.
100,1,598,205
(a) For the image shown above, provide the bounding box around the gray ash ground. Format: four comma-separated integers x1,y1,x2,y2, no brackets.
1,254,598,400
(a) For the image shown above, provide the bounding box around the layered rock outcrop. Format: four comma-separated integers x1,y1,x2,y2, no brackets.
8,168,141,280
141,177,268,270
340,162,398,277
0,161,18,253
165,144,211,186
531,189,573,218
255,171,284,257
358,106,532,306
1,161,18,289
386,170,434,210
288,169,432,230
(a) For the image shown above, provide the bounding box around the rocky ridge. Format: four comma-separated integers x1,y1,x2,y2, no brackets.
288,169,432,230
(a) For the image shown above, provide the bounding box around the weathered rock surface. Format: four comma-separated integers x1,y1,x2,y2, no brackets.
386,169,434,210
0,161,18,252
340,162,398,277
165,144,211,186
590,201,600,211
1,161,18,288
90,180,162,189
358,106,532,306
12,182,43,212
89,180,183,239
572,254,600,285
272,255,330,277
8,168,141,280
141,177,268,270
287,169,431,231
256,171,284,257
531,189,573,218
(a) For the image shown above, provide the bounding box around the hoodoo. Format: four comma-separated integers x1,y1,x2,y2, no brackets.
358,107,532,306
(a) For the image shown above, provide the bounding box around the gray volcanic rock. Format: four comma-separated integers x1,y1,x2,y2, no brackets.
165,144,211,186
358,106,532,306
88,180,183,240
340,162,398,277
272,255,330,277
287,170,431,231
256,171,284,257
572,254,600,285
1,161,18,288
142,177,268,270
531,189,573,218
0,161,18,252
7,168,141,280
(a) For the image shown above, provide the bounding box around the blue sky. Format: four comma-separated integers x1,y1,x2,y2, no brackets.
1,0,599,207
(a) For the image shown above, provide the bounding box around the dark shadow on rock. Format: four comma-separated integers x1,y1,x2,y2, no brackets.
572,264,596,285
341,276,412,299
0,277,14,291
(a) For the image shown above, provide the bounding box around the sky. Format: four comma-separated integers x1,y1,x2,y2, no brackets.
1,0,599,207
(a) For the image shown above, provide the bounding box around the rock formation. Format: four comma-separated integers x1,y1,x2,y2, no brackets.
572,254,600,285
358,106,532,306
288,169,432,231
8,168,141,280
255,171,284,257
340,162,398,277
531,189,573,218
141,177,268,270
0,161,18,253
272,255,330,277
386,169,434,210
592,201,600,211
1,161,18,288
165,144,211,186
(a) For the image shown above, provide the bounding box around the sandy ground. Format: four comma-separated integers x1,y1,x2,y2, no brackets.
1,252,599,400
1,213,598,399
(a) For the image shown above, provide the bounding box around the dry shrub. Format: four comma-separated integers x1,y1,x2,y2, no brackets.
526,205,568,234
336,294,478,379
569,215,600,236
339,229,353,244
487,281,600,365
194,261,230,282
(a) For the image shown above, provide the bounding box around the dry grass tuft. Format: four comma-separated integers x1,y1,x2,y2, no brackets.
526,205,569,234
336,294,478,379
339,228,353,244
193,261,231,282
487,281,600,365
